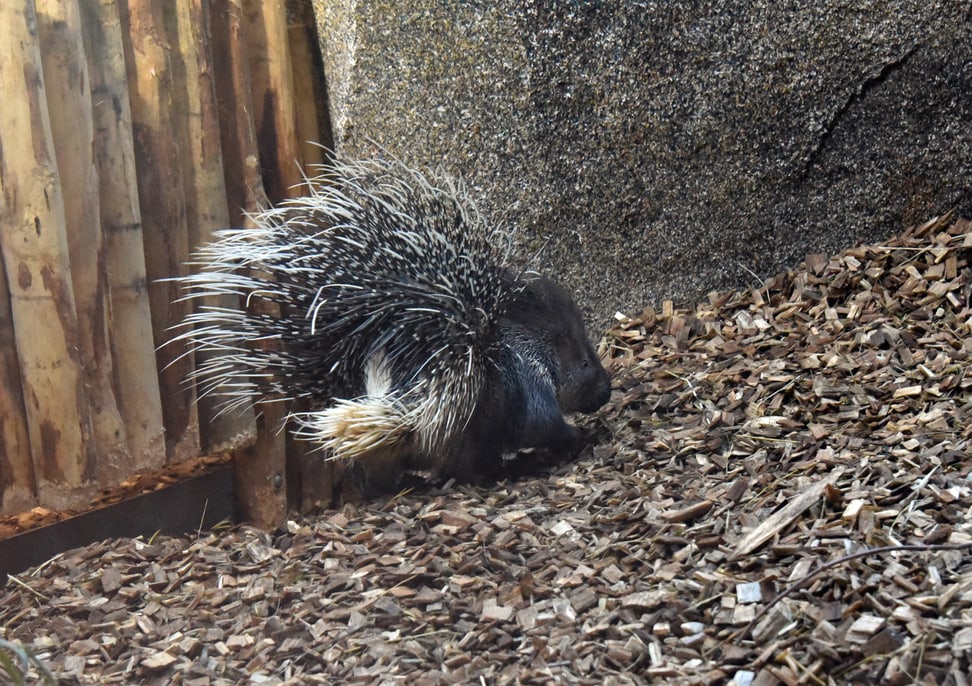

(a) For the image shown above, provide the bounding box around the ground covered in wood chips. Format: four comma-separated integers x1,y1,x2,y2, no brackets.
2,215,972,685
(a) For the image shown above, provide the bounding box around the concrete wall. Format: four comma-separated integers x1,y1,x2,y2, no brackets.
312,1,971,326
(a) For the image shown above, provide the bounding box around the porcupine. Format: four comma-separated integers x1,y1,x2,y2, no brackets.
174,156,611,495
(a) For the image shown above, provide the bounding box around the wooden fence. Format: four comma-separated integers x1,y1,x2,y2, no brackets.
0,0,330,527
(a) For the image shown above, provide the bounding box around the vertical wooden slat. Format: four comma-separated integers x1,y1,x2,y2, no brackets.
243,0,303,202
286,0,331,169
277,0,340,510
170,0,257,452
211,0,288,526
118,0,200,462
212,0,270,229
244,0,339,514
0,253,36,514
36,0,132,482
78,0,167,471
0,0,97,508
244,0,340,512
285,1,339,510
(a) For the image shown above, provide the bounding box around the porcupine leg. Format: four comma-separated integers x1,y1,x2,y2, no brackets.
446,373,582,484
347,448,405,498
450,417,582,485
518,365,584,451
454,440,506,482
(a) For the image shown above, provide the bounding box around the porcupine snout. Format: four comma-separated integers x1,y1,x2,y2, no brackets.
553,316,611,415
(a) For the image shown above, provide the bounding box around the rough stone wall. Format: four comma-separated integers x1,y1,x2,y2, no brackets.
311,1,971,327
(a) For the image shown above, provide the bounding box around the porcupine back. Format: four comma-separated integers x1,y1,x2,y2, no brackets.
174,158,519,468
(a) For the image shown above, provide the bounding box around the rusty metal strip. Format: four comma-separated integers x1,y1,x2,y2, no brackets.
0,466,235,580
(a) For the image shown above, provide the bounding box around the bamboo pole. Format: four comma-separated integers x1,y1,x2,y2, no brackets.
36,0,131,482
78,0,166,471
118,0,200,462
0,1,97,508
170,0,257,452
243,0,303,202
211,0,289,526
0,254,36,515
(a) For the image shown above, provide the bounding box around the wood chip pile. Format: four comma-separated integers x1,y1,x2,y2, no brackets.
2,215,971,685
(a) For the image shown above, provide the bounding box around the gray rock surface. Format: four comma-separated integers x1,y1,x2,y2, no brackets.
312,1,971,327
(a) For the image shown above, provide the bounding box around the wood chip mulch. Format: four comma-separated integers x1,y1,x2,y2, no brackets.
2,214,971,685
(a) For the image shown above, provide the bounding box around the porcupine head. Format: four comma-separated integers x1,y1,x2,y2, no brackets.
174,156,610,497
